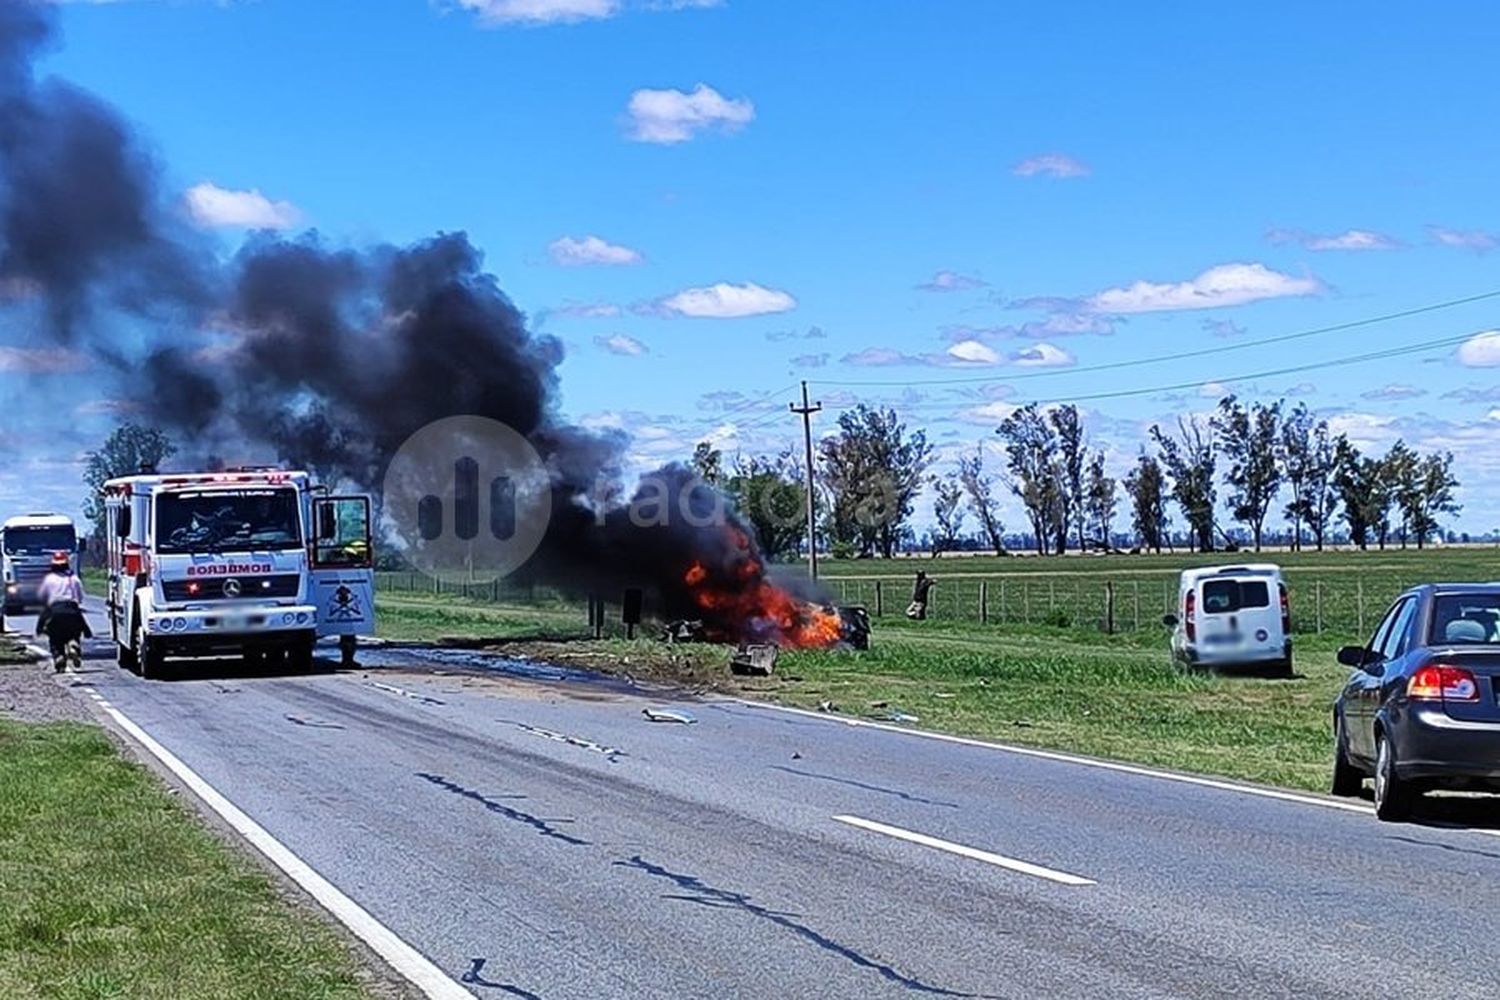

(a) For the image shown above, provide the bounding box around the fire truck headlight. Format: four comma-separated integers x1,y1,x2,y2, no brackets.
172,617,187,631
282,613,295,625
296,612,309,624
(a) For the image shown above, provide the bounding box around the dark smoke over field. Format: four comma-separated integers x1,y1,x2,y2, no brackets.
0,3,838,644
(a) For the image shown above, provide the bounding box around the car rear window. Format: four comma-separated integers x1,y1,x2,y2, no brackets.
1430,595,1500,645
1200,579,1271,614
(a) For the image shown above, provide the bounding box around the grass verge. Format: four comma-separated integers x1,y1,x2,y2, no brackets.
377,592,1348,794
0,674,390,999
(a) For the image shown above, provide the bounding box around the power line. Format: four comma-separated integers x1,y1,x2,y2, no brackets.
809,287,1500,388
854,330,1473,412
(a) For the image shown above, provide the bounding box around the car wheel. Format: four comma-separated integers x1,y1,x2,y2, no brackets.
1331,712,1363,797
1373,732,1414,821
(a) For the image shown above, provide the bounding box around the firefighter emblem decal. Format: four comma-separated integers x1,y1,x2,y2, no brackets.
327,584,364,622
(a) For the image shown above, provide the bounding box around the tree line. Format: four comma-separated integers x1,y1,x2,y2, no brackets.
694,396,1463,561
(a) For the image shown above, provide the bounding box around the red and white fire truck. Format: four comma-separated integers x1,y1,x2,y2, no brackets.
101,468,374,680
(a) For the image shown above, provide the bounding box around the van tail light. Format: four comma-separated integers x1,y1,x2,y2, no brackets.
1408,664,1480,702
1279,583,1290,635
1185,591,1196,642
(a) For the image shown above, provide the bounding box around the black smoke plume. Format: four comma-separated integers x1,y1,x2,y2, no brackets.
0,3,836,643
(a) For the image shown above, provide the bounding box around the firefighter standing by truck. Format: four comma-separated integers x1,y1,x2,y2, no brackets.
36,550,91,672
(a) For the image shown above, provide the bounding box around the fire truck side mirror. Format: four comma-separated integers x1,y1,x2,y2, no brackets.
114,506,131,539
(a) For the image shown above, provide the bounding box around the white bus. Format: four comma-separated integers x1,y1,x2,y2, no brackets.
102,468,374,680
3,513,82,615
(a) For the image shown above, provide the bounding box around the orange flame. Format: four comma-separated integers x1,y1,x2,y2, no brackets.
679,557,843,649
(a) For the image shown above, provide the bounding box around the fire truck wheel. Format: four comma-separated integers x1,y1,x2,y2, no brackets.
290,633,316,673
134,621,167,681
117,634,138,671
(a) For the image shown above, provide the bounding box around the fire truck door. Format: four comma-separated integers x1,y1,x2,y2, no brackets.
310,496,375,638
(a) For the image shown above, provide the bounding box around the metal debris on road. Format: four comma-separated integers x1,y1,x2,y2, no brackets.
285,714,345,730
817,700,837,713
642,707,696,724
882,712,920,724
730,643,778,677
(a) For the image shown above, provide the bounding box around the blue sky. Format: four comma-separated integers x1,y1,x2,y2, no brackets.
8,0,1500,536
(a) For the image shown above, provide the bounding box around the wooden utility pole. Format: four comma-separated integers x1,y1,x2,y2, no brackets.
790,381,823,580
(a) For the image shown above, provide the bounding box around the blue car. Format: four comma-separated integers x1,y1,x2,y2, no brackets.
1332,584,1500,821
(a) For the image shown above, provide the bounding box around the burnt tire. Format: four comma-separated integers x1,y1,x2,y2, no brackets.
1374,732,1415,821
1331,712,1363,798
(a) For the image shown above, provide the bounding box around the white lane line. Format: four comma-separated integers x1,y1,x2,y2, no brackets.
741,701,1383,816
85,696,475,999
833,814,1096,887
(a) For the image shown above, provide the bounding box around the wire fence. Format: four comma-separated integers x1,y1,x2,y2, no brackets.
375,569,1430,639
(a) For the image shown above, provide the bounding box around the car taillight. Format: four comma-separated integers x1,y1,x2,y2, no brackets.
1185,591,1196,642
1408,664,1480,702
1279,583,1290,635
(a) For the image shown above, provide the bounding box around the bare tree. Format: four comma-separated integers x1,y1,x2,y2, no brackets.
1151,415,1217,553
1214,395,1283,552
1084,450,1117,549
1278,402,1314,550
930,474,967,556
1123,450,1168,553
958,445,1005,555
996,404,1064,555
1050,404,1087,553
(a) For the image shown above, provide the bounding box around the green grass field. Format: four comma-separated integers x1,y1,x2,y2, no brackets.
0,643,388,1000
373,547,1495,795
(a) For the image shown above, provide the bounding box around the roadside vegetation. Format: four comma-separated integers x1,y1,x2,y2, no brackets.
0,637,391,1000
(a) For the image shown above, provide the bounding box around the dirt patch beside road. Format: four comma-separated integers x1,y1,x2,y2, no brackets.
0,637,91,724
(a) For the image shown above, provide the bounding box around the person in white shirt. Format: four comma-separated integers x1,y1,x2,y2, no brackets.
36,550,89,672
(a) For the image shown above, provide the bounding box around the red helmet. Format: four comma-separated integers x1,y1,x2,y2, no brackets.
50,550,70,568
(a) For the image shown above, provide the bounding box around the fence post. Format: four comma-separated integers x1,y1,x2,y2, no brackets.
1049,579,1056,616
1133,580,1141,631
1023,580,1030,623
1357,578,1366,637
980,580,989,625
1104,581,1115,635
999,579,1006,623
1074,581,1081,620
875,580,883,617
1315,581,1323,634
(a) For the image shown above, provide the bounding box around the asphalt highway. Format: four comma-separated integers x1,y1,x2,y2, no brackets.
14,600,1500,999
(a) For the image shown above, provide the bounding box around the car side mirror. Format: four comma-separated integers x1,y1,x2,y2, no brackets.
1337,645,1368,668
1162,613,1179,628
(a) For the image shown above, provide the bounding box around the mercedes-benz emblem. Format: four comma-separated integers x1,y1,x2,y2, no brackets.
222,578,242,598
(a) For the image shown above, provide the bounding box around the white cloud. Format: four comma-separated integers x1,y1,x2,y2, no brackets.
0,347,90,374
841,347,917,367
1012,153,1090,179
184,182,300,229
1198,381,1230,398
594,333,648,356
917,271,986,293
1360,384,1426,401
456,0,619,25
625,84,754,144
946,339,1001,365
1428,225,1498,253
75,398,141,416
1458,330,1500,367
1326,412,1398,450
556,302,622,318
548,235,643,267
961,400,1020,425
1010,342,1075,368
659,282,795,318
1489,409,1500,422
1087,262,1321,314
1268,228,1401,251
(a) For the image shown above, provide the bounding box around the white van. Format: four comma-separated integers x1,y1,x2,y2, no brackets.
1164,564,1292,676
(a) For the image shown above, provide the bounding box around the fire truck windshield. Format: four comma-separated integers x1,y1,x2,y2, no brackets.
3,525,76,554
156,488,302,553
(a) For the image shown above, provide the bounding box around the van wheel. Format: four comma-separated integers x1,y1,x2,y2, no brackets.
135,621,167,681
1331,712,1363,797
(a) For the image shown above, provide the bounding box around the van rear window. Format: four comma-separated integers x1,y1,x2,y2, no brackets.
1201,579,1271,613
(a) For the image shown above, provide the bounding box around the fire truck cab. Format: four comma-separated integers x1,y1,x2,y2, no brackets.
102,468,374,680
